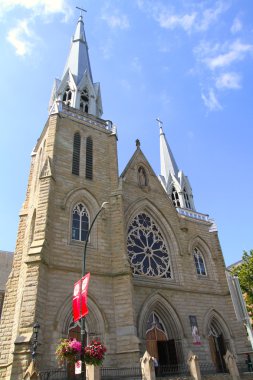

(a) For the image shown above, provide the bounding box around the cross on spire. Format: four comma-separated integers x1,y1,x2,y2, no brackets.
76,6,87,17
156,117,163,128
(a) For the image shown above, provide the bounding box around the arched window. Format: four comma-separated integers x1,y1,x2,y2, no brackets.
183,187,191,209
86,137,93,180
127,213,171,278
193,247,207,276
72,203,89,241
72,132,81,175
80,88,89,113
171,186,180,207
63,86,72,106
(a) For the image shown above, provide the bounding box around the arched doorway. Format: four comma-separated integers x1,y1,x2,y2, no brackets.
208,318,227,372
146,312,178,366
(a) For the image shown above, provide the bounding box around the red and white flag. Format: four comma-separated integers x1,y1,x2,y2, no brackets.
73,273,90,322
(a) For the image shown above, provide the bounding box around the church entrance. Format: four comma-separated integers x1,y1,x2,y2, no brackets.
208,321,227,373
146,312,178,367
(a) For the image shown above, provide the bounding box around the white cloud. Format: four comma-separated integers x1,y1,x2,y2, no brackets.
7,19,34,56
197,1,229,32
137,0,228,34
205,40,253,70
1,0,72,56
215,72,241,89
0,0,71,21
101,7,129,30
231,17,242,34
157,12,196,32
201,88,222,111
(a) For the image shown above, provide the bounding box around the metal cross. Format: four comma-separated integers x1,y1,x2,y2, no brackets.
156,117,163,128
76,6,87,17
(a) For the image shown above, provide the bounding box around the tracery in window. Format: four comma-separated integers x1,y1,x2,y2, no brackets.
193,247,207,276
63,86,72,106
80,88,89,113
127,213,171,278
146,312,167,336
183,187,191,209
171,186,181,207
72,203,89,241
72,132,81,175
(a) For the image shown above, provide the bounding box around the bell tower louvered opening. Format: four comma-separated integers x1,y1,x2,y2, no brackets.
72,132,81,175
86,136,93,180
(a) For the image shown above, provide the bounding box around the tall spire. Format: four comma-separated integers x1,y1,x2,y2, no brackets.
158,119,179,182
157,119,195,211
49,14,103,118
62,15,93,84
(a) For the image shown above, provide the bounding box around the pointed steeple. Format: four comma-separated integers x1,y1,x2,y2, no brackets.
49,15,103,118
157,119,195,211
62,15,93,84
159,123,179,182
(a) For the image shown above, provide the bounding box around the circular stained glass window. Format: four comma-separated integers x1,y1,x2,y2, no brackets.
127,213,171,278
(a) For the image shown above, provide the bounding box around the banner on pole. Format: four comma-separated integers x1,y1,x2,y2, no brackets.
73,273,90,322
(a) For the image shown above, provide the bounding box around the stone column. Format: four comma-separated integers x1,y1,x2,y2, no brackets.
140,351,155,380
224,350,240,380
86,365,101,380
187,351,201,380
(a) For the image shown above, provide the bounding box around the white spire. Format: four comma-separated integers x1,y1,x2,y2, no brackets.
157,119,195,211
159,121,179,183
49,15,103,118
62,15,93,84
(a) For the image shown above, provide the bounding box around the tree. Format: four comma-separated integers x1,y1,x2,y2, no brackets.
231,250,253,318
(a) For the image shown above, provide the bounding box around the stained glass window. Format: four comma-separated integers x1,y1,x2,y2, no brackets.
193,247,207,276
127,213,171,278
72,203,89,241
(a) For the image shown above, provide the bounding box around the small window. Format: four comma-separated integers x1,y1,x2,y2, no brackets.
193,247,207,276
72,132,81,175
72,203,89,241
86,137,93,180
63,86,72,106
171,186,181,207
80,88,89,113
183,187,191,209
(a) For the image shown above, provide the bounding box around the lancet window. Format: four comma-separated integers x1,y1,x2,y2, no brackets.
63,86,72,105
72,203,89,241
171,186,181,207
183,187,191,209
86,137,93,180
72,132,81,175
80,88,89,113
193,247,207,276
127,213,172,278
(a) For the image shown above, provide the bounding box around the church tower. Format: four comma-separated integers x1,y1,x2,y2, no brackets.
0,13,250,380
0,16,139,379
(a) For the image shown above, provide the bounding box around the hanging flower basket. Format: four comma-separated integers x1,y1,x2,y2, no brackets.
84,340,107,366
56,338,82,365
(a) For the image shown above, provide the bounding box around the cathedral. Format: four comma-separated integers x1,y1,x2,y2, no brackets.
0,15,250,380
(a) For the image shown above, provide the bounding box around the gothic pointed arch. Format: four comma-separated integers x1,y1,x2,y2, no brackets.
188,236,217,280
54,291,108,342
203,308,234,372
138,292,185,364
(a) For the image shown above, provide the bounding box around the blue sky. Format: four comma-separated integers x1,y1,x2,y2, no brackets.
0,0,252,266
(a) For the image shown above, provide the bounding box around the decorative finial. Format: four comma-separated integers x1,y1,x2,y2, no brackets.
136,139,140,148
156,117,163,129
76,6,87,17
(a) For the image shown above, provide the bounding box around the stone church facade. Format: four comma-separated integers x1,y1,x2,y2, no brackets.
0,15,250,380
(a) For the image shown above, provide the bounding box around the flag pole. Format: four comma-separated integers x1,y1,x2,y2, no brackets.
80,202,109,380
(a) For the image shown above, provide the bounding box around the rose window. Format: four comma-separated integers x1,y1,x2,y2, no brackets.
127,213,171,278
